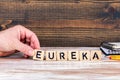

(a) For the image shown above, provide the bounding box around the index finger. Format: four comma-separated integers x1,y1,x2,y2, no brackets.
20,26,40,49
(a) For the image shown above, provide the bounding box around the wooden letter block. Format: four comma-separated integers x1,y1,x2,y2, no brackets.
46,51,57,61
90,50,102,61
79,50,90,61
57,51,68,61
33,50,44,61
68,51,79,61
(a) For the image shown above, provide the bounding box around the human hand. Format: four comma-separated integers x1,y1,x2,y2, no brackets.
0,25,40,57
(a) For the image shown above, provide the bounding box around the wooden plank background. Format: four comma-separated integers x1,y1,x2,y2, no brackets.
1,0,120,47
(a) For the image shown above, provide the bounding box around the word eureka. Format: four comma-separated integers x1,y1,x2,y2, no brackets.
33,50,102,61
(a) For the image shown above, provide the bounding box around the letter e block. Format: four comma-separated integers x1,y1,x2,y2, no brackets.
57,51,68,61
68,51,79,61
33,50,44,61
90,50,102,61
79,50,90,61
46,51,57,61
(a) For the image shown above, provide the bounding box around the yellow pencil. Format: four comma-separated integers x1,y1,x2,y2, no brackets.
109,55,120,60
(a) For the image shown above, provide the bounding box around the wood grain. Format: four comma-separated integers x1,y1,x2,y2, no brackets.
17,19,120,47
1,1,120,47
0,1,120,21
0,47,120,80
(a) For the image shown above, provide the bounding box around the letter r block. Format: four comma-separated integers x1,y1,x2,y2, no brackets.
33,50,44,61
57,51,68,61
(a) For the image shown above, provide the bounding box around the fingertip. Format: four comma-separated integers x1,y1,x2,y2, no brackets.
28,50,34,56
36,44,40,50
15,41,34,57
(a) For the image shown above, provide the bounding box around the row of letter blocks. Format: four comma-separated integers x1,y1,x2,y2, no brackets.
33,50,102,61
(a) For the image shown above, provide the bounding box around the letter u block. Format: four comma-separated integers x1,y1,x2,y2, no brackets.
46,51,57,61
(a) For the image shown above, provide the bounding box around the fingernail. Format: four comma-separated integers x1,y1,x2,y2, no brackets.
28,50,34,56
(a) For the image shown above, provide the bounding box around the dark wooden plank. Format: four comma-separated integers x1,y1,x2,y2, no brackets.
23,19,120,29
1,1,120,47
11,19,120,47
0,2,120,21
2,0,119,3
32,28,120,47
0,0,26,2
23,0,120,3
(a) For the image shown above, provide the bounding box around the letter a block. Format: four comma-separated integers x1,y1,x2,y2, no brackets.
79,51,90,61
90,50,102,61
33,50,44,61
68,51,79,61
57,51,68,61
46,51,57,61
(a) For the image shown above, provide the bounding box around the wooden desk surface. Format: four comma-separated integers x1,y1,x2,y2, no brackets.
0,47,120,80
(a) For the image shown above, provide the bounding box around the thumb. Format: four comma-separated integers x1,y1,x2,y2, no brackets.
15,41,34,56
